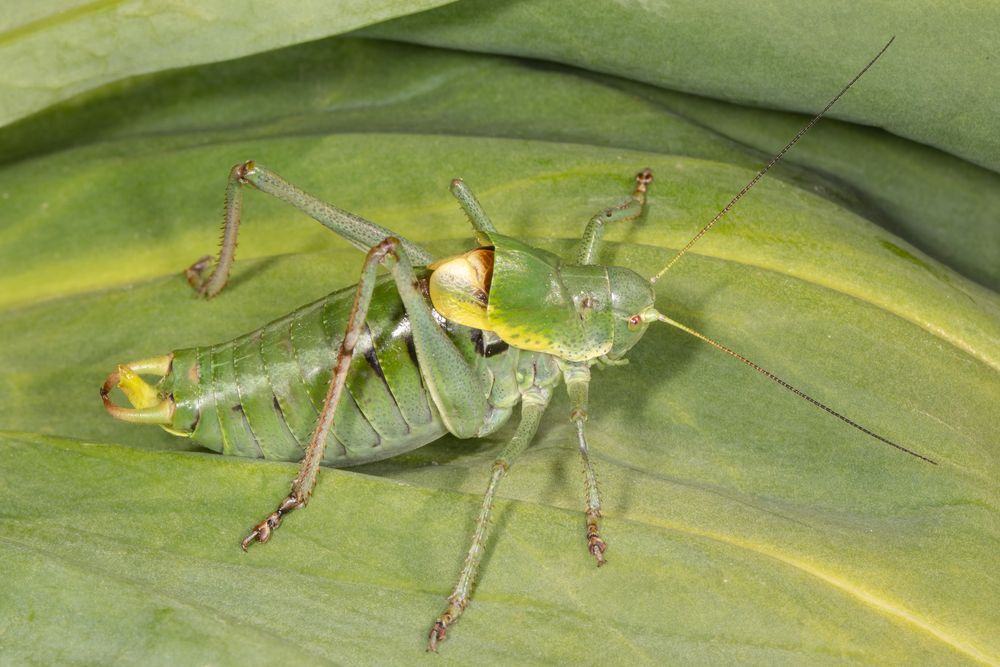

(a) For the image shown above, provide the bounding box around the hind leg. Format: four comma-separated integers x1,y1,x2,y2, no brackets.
186,161,434,298
241,236,488,549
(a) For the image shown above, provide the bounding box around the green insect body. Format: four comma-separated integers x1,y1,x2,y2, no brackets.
107,228,653,465
162,276,521,465
102,162,658,649
101,39,929,651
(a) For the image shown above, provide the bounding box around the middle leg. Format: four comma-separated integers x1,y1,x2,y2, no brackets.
561,361,607,565
450,178,497,247
427,386,553,652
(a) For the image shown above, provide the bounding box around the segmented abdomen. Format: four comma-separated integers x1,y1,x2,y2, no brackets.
164,276,519,466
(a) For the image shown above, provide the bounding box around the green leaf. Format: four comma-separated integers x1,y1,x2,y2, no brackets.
365,0,1000,174
1,36,998,665
0,0,455,128
600,82,1000,291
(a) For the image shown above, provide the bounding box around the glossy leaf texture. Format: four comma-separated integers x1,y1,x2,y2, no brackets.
1,33,998,667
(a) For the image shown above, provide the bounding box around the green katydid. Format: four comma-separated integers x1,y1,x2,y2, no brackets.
100,36,934,651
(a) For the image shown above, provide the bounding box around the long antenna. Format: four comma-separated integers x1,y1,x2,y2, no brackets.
650,36,895,285
647,310,936,464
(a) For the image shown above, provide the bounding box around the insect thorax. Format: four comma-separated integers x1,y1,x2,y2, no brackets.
428,233,654,362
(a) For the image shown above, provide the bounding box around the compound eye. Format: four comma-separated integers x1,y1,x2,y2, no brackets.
627,314,642,331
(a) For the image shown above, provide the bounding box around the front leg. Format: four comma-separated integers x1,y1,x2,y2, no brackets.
575,168,653,266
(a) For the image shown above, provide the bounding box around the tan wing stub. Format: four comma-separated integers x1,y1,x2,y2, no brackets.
428,248,495,330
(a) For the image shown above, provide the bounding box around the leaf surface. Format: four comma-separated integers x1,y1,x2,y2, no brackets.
0,0,455,127
365,0,1000,174
1,33,998,667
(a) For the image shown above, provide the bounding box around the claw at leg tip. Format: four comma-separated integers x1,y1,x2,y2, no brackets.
427,624,445,652
589,536,608,566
